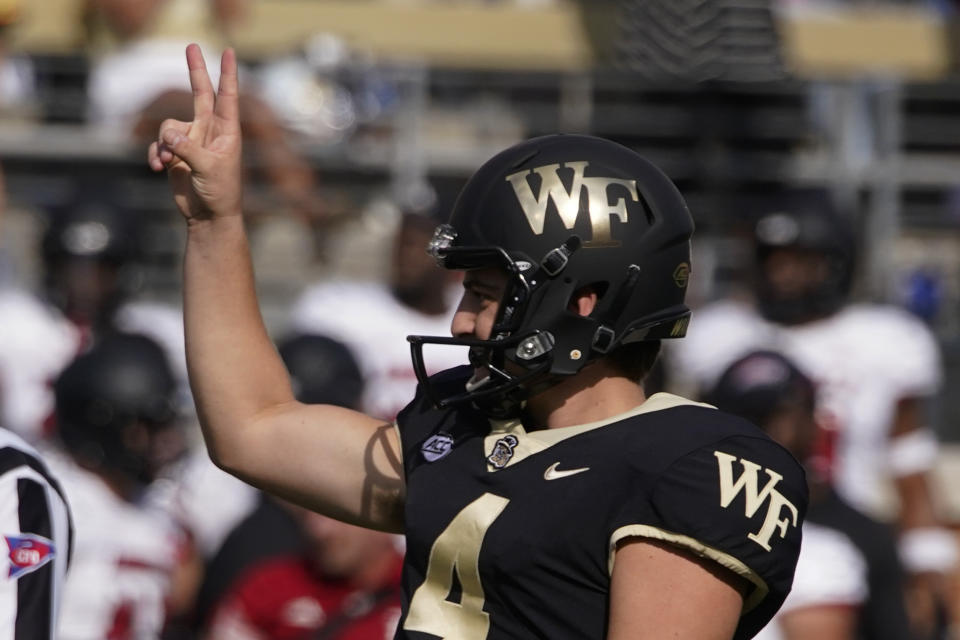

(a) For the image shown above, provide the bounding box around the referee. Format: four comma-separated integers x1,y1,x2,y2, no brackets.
0,428,72,639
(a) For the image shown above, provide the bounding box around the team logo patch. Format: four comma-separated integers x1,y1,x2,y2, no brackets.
421,433,455,462
5,534,55,579
487,434,519,469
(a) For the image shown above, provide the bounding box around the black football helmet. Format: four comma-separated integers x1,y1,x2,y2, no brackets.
752,189,856,325
41,199,143,324
54,332,178,486
706,350,815,430
408,134,694,418
277,333,364,409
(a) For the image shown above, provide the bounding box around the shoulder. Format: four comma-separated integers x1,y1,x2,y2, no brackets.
0,430,65,493
609,396,807,640
834,304,935,344
613,395,799,477
394,366,485,464
829,304,941,388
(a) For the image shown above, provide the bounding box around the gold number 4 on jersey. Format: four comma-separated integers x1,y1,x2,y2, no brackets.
404,493,510,639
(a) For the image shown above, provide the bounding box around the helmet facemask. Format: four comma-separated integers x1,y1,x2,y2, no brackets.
408,225,575,419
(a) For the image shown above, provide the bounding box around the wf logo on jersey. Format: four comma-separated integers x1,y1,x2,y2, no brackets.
505,161,639,247
5,533,55,578
487,435,519,469
714,451,799,551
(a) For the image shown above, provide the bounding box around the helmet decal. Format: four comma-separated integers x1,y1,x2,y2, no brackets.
505,161,639,246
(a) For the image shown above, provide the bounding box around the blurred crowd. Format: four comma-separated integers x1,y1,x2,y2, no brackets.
0,0,959,639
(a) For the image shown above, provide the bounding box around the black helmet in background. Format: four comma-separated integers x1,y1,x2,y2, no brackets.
54,332,178,490
409,134,694,418
752,189,856,325
277,333,365,410
41,198,142,326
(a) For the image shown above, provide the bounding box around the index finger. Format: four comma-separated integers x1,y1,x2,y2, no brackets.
186,43,216,119
215,48,240,131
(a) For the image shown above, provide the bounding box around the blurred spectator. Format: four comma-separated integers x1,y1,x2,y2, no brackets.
670,187,956,638
188,332,366,633
706,349,911,640
84,0,328,237
204,505,402,640
84,0,246,133
46,332,187,640
0,189,188,442
289,201,463,420
0,426,73,639
0,0,37,119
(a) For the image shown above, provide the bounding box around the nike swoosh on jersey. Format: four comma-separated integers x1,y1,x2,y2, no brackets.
544,462,590,481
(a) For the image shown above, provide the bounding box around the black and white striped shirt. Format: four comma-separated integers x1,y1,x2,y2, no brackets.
0,429,72,639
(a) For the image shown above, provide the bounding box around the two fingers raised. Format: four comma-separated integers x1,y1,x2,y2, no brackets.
147,44,240,173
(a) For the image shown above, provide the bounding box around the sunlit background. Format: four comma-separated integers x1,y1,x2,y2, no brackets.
2,0,960,637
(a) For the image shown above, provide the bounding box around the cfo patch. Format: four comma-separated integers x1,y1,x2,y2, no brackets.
5,533,55,579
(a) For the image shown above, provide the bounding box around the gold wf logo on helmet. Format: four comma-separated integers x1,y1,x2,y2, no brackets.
506,162,639,247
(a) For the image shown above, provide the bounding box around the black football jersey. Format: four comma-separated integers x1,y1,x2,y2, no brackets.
395,367,807,640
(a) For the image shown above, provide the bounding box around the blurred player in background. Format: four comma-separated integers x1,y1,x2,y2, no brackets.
289,202,461,420
0,191,189,443
202,332,401,639
707,349,910,640
205,505,402,640
671,188,956,638
46,332,188,640
192,332,368,634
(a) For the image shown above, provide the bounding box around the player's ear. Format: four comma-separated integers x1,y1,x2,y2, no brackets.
569,287,599,317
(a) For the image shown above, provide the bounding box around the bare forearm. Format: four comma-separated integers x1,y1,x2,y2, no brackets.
183,216,293,464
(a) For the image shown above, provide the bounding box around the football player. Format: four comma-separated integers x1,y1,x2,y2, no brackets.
0,193,189,442
148,44,807,639
46,332,186,639
670,188,956,637
289,207,461,420
707,350,910,640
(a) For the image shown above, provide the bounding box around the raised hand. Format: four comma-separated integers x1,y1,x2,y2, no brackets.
148,44,243,225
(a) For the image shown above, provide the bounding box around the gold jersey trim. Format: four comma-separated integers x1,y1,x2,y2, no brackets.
484,393,714,471
609,524,768,614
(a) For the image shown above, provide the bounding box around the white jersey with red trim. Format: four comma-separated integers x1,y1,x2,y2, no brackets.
44,451,180,640
753,521,867,640
0,290,78,442
290,281,463,420
0,289,189,442
671,300,942,519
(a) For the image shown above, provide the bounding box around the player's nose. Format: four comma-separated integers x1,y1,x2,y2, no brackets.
451,308,477,338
